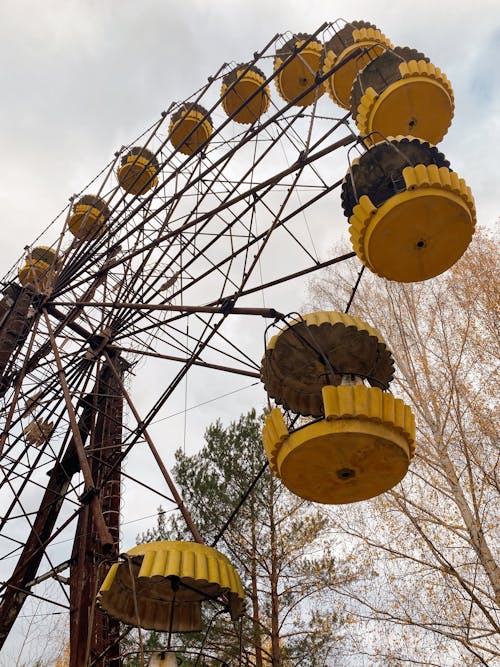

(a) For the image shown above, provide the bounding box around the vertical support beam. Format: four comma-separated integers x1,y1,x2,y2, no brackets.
70,357,125,667
103,350,204,544
0,284,36,397
43,309,113,548
0,308,41,459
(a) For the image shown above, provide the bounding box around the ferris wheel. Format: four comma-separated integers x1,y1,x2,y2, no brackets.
0,19,475,666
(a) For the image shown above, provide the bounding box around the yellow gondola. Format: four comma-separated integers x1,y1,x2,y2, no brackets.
261,311,415,504
98,541,244,632
263,386,415,504
323,20,392,109
23,419,54,447
351,46,454,144
273,34,324,107
262,311,394,417
18,246,61,292
169,103,213,156
117,147,159,195
68,194,110,239
221,64,270,124
342,136,476,282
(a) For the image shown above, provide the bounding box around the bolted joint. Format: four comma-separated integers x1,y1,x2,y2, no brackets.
220,298,235,315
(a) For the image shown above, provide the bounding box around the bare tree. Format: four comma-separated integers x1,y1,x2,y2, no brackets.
309,227,500,666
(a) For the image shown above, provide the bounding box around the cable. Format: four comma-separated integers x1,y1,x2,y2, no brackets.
211,462,268,548
150,382,260,425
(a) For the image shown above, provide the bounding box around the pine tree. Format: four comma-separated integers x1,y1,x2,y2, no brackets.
131,409,358,666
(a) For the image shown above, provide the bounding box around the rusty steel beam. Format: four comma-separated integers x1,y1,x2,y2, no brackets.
51,302,285,319
110,345,260,379
70,357,124,667
44,310,113,549
0,392,92,648
0,357,126,658
0,284,37,396
103,350,203,545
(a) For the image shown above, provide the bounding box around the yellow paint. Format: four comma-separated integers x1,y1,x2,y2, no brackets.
262,386,415,504
355,61,454,143
262,311,394,417
274,39,324,107
278,417,411,504
98,541,244,632
221,67,270,124
262,407,289,473
349,165,476,282
18,246,60,291
266,310,387,352
68,204,107,239
169,109,213,156
323,28,392,109
117,155,159,195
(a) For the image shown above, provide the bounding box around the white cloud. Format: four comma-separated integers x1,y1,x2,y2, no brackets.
0,2,497,660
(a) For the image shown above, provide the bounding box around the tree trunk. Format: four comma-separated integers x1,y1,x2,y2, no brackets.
438,440,500,605
269,479,281,667
250,486,264,667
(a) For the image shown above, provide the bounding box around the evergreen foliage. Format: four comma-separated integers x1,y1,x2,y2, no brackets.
126,409,356,666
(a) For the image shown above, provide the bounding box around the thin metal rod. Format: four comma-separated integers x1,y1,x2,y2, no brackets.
211,252,356,303
110,345,260,379
211,462,268,548
111,107,306,333
26,560,71,587
57,132,355,295
345,264,365,314
115,176,347,342
51,302,284,318
54,31,327,292
126,555,144,667
43,309,113,548
103,351,204,544
2,583,70,610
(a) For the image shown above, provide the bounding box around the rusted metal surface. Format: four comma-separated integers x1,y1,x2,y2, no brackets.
0,357,125,665
0,284,36,395
70,356,124,667
103,351,203,546
0,394,90,648
44,310,113,548
0,26,363,661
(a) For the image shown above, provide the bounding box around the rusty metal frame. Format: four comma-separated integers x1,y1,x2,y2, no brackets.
0,24,366,665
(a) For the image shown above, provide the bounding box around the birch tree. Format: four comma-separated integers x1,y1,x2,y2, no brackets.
309,227,499,666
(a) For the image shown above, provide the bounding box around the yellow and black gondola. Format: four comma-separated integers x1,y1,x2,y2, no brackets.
169,103,213,156
261,312,415,504
98,541,244,632
323,20,392,109
273,34,324,106
351,46,454,144
117,146,160,195
221,64,270,124
68,194,110,239
342,137,476,282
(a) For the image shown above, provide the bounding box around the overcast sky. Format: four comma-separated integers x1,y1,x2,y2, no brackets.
0,1,498,661
0,0,498,270
1,0,497,436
